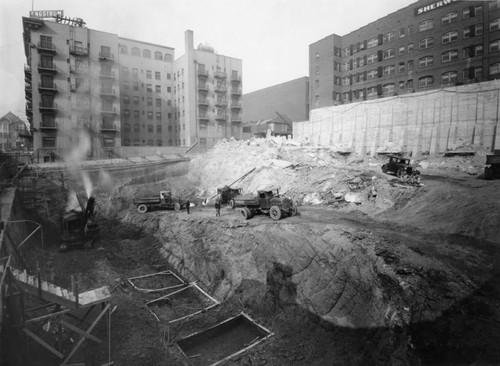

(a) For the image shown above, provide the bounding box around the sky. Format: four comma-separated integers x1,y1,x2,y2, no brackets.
0,0,417,121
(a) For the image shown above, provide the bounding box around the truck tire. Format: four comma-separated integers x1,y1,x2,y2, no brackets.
174,203,181,211
270,206,282,221
381,164,388,173
291,204,298,216
397,168,405,178
137,204,148,214
230,199,236,209
240,207,253,220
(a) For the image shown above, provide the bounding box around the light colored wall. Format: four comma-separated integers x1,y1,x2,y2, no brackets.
294,80,500,155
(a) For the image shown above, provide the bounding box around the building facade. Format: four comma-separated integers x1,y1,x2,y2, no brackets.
0,112,29,152
174,30,243,149
22,15,176,162
309,0,500,109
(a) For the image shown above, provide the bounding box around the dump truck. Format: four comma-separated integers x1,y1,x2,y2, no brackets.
233,188,298,220
133,190,185,213
60,195,99,252
485,153,500,180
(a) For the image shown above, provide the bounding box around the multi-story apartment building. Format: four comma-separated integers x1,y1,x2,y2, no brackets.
22,15,175,162
117,39,176,147
0,112,28,151
309,0,500,109
174,30,242,149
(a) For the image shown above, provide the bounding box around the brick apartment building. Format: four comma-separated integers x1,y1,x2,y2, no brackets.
309,0,500,109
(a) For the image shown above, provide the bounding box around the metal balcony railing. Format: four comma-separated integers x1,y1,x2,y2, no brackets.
214,71,227,79
197,69,209,77
99,71,115,78
37,42,56,52
40,121,58,130
99,88,116,97
98,52,114,61
69,45,88,56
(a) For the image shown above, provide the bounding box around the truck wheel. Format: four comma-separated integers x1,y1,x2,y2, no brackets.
240,207,252,220
137,204,148,214
270,206,282,220
174,203,181,211
397,168,405,178
381,164,388,173
291,204,298,216
230,199,236,209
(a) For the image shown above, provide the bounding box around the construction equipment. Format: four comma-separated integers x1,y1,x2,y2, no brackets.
133,190,185,213
218,186,242,208
203,168,255,206
233,188,297,221
60,194,99,251
485,153,500,180
381,155,420,180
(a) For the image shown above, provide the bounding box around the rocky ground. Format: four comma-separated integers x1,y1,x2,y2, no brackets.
4,137,500,365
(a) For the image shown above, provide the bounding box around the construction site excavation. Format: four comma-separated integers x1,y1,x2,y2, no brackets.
1,135,500,366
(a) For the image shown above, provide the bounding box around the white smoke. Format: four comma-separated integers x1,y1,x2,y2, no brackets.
63,130,94,200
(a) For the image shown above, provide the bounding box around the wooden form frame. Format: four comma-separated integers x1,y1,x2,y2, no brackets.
175,312,274,366
145,282,219,323
126,270,185,293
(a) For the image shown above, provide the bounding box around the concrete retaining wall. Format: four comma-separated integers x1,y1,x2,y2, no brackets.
294,80,500,156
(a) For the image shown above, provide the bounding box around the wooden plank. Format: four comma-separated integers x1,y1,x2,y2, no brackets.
62,289,69,299
23,327,64,359
25,309,71,324
59,320,101,344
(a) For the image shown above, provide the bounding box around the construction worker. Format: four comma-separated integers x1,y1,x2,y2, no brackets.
369,176,378,203
186,200,190,214
215,199,221,217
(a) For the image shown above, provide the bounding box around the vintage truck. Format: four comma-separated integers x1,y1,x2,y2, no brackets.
218,186,243,208
133,191,185,213
233,188,298,220
485,153,500,180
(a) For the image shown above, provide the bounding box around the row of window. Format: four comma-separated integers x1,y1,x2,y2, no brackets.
123,139,167,146
123,123,177,133
122,109,173,119
118,45,173,62
122,82,171,93
122,96,172,107
42,136,115,148
120,67,172,80
337,4,487,57
339,25,486,72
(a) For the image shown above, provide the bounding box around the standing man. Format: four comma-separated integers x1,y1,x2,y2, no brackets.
215,199,221,217
186,200,190,214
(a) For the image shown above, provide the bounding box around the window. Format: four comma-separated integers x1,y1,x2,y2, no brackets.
119,45,128,54
103,138,114,148
383,83,395,93
418,76,434,88
367,69,378,79
155,72,161,80
399,46,405,55
419,56,434,68
123,95,130,104
132,68,138,78
156,112,161,121
407,43,414,53
407,79,414,90
359,58,365,67
123,81,129,90
383,48,395,59
124,139,130,146
442,12,458,25
463,66,482,79
383,65,395,75
464,45,484,57
133,110,139,119
147,97,153,106
42,136,55,147
399,28,406,38
133,139,139,146
146,70,152,79
408,60,414,70
157,140,162,146
442,31,458,44
124,123,130,132
131,47,140,56
491,40,500,52
156,98,161,107
133,96,139,104
100,46,111,58
441,71,458,84
464,24,484,39
491,19,500,32
134,123,140,132
154,51,162,60
155,85,161,93
42,114,54,127
367,86,377,96
419,37,434,49
399,62,405,72
442,50,459,63
464,5,483,18
133,82,139,91
490,1,500,11
146,84,152,93
490,63,500,75
143,49,151,58
40,35,53,48
399,81,405,90
148,124,153,133
383,32,396,43
367,38,378,48
419,19,434,32
121,67,129,77
164,54,173,62
123,110,130,119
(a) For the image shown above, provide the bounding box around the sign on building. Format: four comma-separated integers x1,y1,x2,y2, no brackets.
29,10,64,19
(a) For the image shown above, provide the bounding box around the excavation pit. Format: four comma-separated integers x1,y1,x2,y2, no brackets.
146,283,219,323
126,270,185,292
176,312,273,366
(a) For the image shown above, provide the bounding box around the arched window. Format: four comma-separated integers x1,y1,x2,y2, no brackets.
418,76,434,88
119,45,128,54
441,71,458,84
164,53,173,62
419,37,434,49
143,49,151,58
154,51,162,60
418,56,434,68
